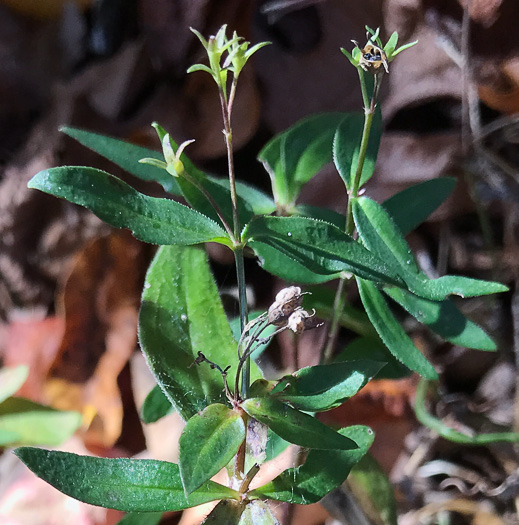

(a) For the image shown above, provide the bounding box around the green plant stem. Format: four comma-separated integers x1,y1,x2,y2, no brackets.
415,379,519,444
219,87,241,242
320,73,378,363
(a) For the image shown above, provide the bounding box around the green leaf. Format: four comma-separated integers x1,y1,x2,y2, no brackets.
348,454,398,525
258,113,346,207
115,512,163,525
0,398,81,446
333,109,382,190
28,167,230,247
61,126,181,194
270,360,384,411
139,245,262,420
384,287,496,350
353,196,508,300
239,501,279,525
336,337,411,380
422,275,508,300
353,196,421,277
179,404,245,495
249,425,374,504
357,278,438,379
140,385,174,424
202,500,246,524
15,448,238,512
382,177,456,235
245,216,403,286
62,126,275,218
241,397,357,450
0,365,28,403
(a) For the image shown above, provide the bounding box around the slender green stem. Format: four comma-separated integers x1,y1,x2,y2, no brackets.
219,87,241,242
357,68,370,110
320,71,380,363
415,379,519,444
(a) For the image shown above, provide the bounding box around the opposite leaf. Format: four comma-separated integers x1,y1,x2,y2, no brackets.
179,404,245,495
244,215,403,286
357,278,438,379
241,397,357,450
15,448,238,512
270,360,384,411
202,500,246,524
249,425,374,504
28,167,230,247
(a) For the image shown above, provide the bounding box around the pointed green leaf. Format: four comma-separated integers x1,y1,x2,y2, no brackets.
391,41,418,57
357,278,438,379
244,216,403,286
258,113,346,207
140,385,174,424
333,109,382,190
202,500,246,524
115,512,163,525
0,365,28,403
241,397,357,450
61,126,181,194
353,196,421,276
249,425,374,504
28,167,229,247
382,177,456,235
353,196,508,300
270,360,384,411
348,454,398,525
0,398,81,446
15,448,238,512
384,287,496,350
139,245,262,420
294,204,346,229
239,501,279,524
179,404,245,495
422,275,508,299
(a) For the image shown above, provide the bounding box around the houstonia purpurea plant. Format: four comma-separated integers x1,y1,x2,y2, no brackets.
16,24,510,525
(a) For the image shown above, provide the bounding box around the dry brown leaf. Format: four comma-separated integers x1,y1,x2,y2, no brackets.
45,231,151,447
